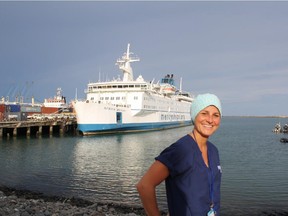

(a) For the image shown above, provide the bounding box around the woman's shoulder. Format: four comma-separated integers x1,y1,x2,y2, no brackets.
207,141,219,152
157,134,197,176
176,134,194,144
170,134,197,152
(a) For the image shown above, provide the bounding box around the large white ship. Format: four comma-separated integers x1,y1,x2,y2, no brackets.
73,44,193,135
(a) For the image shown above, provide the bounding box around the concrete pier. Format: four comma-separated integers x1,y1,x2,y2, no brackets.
0,119,77,138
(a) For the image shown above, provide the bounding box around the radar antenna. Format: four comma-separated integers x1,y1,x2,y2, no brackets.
116,44,140,81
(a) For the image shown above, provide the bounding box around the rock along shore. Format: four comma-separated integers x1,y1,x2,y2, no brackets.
0,186,167,216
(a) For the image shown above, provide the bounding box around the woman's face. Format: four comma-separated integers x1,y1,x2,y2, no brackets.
194,105,221,138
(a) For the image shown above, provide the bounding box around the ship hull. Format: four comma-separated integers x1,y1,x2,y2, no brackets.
73,101,192,135
77,121,191,135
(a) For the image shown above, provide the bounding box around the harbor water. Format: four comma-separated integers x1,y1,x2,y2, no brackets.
0,117,288,215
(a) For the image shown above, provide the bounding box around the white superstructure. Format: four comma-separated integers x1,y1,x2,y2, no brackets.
73,44,193,135
43,88,68,109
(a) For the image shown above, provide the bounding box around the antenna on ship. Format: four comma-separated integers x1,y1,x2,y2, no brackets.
98,67,101,82
56,88,62,99
179,77,183,93
116,43,140,82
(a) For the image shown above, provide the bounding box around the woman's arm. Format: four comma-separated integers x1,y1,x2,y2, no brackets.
136,160,169,216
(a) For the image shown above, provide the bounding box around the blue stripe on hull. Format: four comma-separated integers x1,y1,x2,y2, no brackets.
77,121,192,135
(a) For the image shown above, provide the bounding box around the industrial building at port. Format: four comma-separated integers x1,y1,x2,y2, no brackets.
0,102,74,122
0,88,77,138
0,88,74,122
0,102,77,138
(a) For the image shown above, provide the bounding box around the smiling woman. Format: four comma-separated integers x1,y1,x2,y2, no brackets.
136,93,223,216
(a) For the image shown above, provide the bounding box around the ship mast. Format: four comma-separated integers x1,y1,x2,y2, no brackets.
56,88,62,100
116,43,140,82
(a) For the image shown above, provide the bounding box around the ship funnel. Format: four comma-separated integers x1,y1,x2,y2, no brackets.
116,44,140,82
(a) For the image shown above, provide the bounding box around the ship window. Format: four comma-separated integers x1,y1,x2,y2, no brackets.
116,97,120,100
111,97,114,100
134,96,138,100
91,97,94,100
129,85,134,88
135,85,140,87
122,97,126,100
105,97,109,100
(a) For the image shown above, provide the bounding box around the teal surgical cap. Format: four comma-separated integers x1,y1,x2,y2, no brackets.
190,93,222,123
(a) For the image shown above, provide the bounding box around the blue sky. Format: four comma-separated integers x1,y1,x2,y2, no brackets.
0,1,287,116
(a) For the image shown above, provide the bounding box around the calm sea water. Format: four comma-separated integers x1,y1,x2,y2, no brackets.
1,117,288,215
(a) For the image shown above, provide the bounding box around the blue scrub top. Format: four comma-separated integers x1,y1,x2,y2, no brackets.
155,134,222,216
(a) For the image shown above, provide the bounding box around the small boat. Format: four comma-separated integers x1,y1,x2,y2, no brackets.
280,138,288,143
273,122,288,134
283,124,288,133
273,122,282,133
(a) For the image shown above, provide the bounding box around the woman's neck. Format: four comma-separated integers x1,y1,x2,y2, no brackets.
191,130,209,167
191,130,208,148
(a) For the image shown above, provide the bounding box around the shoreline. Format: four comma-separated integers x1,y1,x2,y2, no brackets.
1,186,288,216
0,186,165,216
